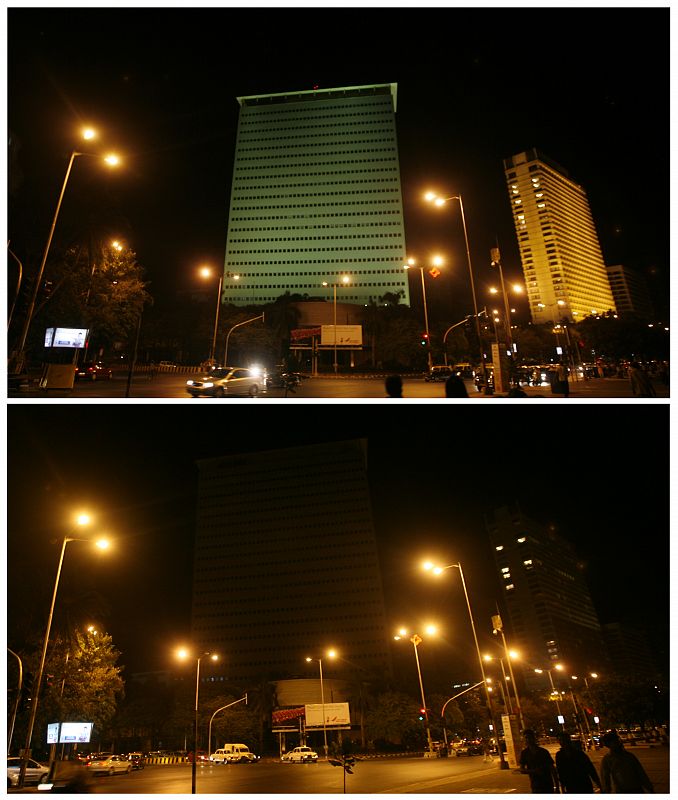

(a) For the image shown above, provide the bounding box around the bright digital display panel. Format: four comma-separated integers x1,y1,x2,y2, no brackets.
59,722,93,743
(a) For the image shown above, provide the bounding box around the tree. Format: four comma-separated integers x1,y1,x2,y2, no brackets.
363,691,423,748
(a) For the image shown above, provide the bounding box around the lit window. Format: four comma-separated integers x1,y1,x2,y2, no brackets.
495,545,504,551
523,559,533,565
517,537,526,543
535,192,543,198
514,199,522,204
503,573,512,580
501,567,510,573
512,189,519,194
506,584,515,590
537,203,545,208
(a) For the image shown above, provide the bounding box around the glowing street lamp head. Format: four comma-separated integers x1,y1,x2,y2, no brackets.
421,561,433,572
340,275,350,285
177,648,190,660
555,663,564,671
431,255,444,267
95,538,110,550
199,266,213,279
305,656,313,663
512,284,524,293
111,240,123,251
104,154,120,167
423,191,437,203
327,649,337,659
424,624,437,637
483,654,493,662
210,654,219,662
508,650,520,660
82,128,97,141
489,287,499,294
434,197,446,207
75,513,91,527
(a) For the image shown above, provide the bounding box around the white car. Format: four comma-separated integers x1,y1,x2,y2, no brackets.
7,757,50,788
281,746,319,763
186,366,266,398
84,754,132,775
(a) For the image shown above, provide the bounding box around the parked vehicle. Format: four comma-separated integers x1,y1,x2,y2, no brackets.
210,744,259,764
7,757,50,788
281,746,319,763
127,752,145,769
424,365,454,382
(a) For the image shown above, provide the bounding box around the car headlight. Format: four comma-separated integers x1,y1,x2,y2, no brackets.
186,380,194,386
204,382,214,388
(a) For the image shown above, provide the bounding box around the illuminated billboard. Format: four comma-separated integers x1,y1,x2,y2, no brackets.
47,723,60,744
320,325,362,347
45,328,89,348
304,703,350,728
59,722,93,743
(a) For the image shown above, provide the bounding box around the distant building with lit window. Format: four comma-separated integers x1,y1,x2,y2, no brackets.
503,149,616,325
222,83,409,307
486,505,606,689
191,440,393,684
606,264,654,319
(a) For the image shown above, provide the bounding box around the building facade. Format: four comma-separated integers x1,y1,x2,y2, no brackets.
191,440,393,684
606,264,654,319
503,149,616,325
222,84,409,307
486,506,606,690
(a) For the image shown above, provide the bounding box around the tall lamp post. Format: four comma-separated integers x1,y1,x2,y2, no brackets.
421,560,507,768
423,192,487,384
177,649,218,793
199,267,240,364
12,129,120,375
403,256,443,371
491,614,525,730
208,695,247,758
534,666,565,729
305,649,337,759
223,313,264,366
394,626,436,754
322,276,350,375
18,514,110,788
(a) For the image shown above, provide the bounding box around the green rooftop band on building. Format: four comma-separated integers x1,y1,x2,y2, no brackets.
223,84,410,307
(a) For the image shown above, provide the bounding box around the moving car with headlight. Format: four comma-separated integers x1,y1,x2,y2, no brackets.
7,757,50,787
186,366,266,397
281,746,319,763
210,744,260,763
84,754,132,775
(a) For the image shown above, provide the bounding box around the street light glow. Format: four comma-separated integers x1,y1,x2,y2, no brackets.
104,153,120,166
82,128,96,140
424,624,437,636
76,513,91,526
199,266,213,279
95,538,110,550
327,649,337,659
177,648,190,660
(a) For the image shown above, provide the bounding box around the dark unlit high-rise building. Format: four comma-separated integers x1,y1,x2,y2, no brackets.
486,506,606,688
191,440,392,683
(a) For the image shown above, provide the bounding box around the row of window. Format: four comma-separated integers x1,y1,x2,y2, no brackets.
238,126,394,144
235,147,397,163
234,168,398,181
225,294,386,304
242,103,392,120
227,246,403,254
237,137,395,154
234,156,398,171
234,178,400,189
233,200,402,212
222,258,405,265
230,211,403,221
230,222,403,232
229,235,403,243
219,269,402,277
233,190,400,200
226,282,404,289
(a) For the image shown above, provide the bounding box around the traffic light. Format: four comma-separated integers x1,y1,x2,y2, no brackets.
418,707,426,721
420,333,429,347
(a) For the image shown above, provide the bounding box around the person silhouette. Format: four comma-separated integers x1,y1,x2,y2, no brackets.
555,732,601,793
385,375,403,397
444,373,468,398
519,729,560,793
600,731,654,793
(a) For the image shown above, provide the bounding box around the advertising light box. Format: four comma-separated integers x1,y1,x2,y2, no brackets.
47,723,60,744
44,328,55,348
304,702,350,728
49,328,89,348
59,722,93,743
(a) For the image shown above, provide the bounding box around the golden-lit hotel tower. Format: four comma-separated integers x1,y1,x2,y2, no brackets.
191,440,393,683
503,149,616,325
222,84,409,306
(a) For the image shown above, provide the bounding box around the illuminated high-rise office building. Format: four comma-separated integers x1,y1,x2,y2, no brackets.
504,149,616,325
222,84,409,307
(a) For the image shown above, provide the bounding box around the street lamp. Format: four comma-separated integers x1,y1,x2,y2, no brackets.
534,666,565,728
199,267,240,365
223,313,264,366
321,275,351,375
18,514,109,787
421,560,507,768
423,192,487,384
491,614,525,730
393,626,437,754
305,649,337,759
12,129,121,374
176,649,218,793
402,256,443,370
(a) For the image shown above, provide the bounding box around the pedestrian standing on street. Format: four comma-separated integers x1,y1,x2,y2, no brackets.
482,739,494,762
444,373,468,397
385,375,403,397
628,362,657,397
555,732,601,793
600,731,654,793
519,729,560,793
557,361,570,397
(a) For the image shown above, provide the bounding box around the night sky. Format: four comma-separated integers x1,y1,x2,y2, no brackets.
7,3,671,322
7,404,670,681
